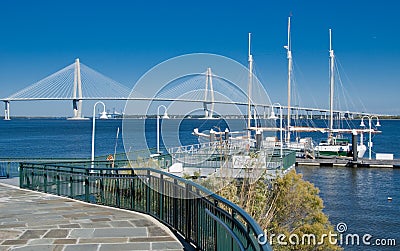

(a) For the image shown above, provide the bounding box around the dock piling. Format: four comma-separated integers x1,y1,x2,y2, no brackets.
352,130,358,162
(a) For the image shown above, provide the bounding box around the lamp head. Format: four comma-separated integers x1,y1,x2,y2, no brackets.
162,111,169,119
269,111,278,120
375,120,381,127
100,111,108,119
360,119,365,127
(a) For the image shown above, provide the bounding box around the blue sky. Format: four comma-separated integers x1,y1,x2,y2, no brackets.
0,0,399,116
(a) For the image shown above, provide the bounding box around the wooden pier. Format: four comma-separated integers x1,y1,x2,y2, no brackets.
296,157,400,168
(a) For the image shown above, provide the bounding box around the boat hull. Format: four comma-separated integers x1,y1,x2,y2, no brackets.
316,144,366,158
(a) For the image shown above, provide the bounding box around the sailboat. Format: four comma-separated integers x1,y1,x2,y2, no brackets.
278,16,317,158
277,18,368,159
314,29,367,158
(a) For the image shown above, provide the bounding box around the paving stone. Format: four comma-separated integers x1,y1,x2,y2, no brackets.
0,229,23,239
33,220,71,226
63,244,99,251
148,226,169,236
19,230,48,239
93,228,147,238
78,237,129,244
130,219,154,227
108,220,134,228
90,211,113,216
116,213,143,220
129,236,176,242
28,239,55,245
28,224,59,229
53,238,77,244
71,219,92,224
59,223,81,228
99,243,151,251
152,241,184,250
62,213,88,219
12,244,59,251
0,223,27,228
69,229,95,238
1,239,28,245
53,245,65,251
0,217,18,223
79,222,111,228
90,217,111,222
43,229,69,238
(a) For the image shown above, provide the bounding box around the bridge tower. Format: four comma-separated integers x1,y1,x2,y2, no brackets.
203,67,214,118
71,58,84,119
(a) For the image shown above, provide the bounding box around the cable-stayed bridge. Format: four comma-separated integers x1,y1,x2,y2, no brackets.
2,58,378,120
3,59,132,119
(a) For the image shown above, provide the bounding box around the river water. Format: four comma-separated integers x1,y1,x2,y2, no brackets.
0,118,398,250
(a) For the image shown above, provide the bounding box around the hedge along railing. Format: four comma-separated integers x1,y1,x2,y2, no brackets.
20,163,272,251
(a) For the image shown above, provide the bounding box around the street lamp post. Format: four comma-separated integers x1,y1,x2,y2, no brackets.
91,101,108,169
269,103,283,158
360,115,380,160
157,105,169,154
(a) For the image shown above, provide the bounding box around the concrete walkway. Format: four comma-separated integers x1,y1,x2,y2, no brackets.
0,182,184,251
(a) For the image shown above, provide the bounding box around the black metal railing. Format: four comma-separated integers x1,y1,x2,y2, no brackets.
20,162,272,251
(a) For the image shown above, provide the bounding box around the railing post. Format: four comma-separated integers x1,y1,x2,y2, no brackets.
85,169,90,203
29,169,34,188
173,179,178,229
69,167,74,198
214,200,218,251
56,174,60,195
69,176,73,198
116,178,120,207
159,174,164,221
43,167,48,193
19,163,24,188
185,183,191,243
231,211,236,250
7,161,10,178
130,176,135,210
100,177,104,204
194,188,200,246
146,170,151,213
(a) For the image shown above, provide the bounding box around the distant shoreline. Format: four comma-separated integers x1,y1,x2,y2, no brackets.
3,115,400,120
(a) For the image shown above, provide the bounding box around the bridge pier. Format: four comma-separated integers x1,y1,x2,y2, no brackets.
72,99,82,118
4,101,10,120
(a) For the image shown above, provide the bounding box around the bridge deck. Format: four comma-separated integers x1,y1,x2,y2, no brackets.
0,182,183,251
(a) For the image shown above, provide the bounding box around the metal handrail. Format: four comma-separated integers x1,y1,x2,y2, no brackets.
20,162,272,251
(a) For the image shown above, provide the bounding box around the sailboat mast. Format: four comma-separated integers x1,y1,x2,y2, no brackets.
247,33,253,138
285,16,292,143
329,29,335,137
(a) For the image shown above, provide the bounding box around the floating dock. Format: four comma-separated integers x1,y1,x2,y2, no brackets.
296,157,400,168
